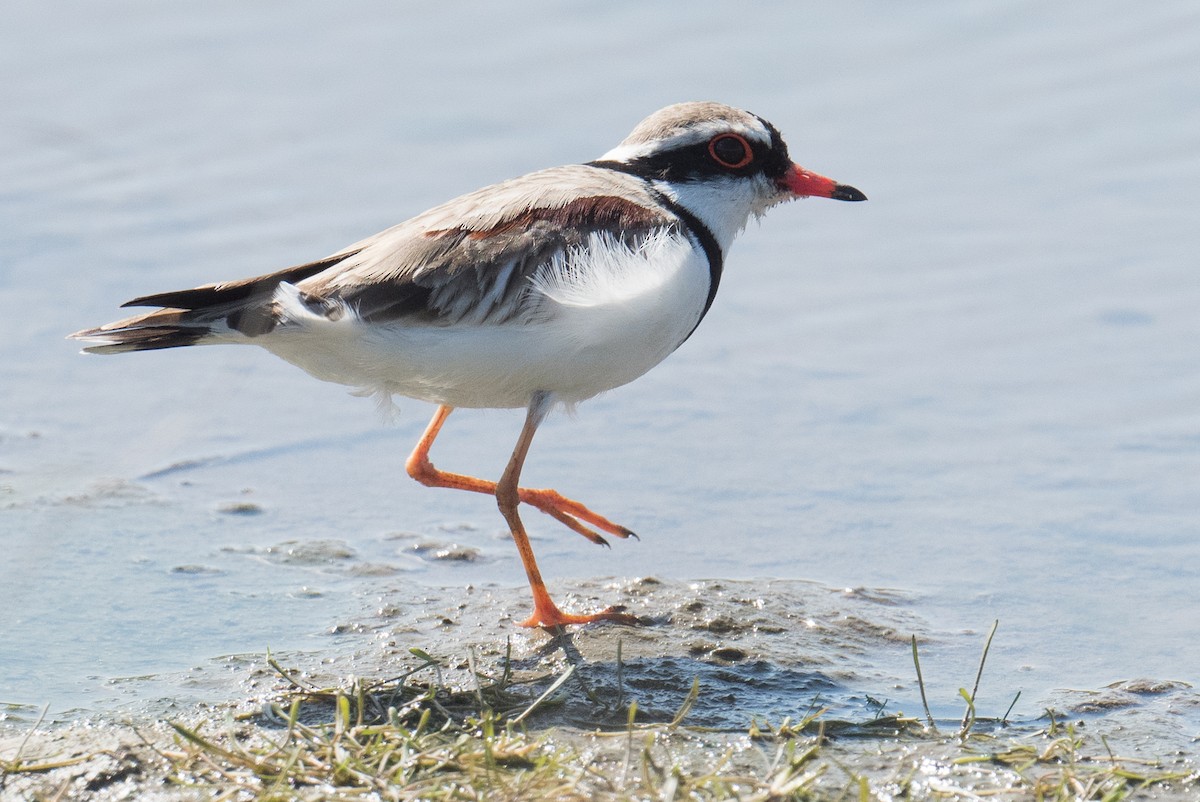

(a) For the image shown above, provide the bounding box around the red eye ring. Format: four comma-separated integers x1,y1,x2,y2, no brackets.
708,133,754,169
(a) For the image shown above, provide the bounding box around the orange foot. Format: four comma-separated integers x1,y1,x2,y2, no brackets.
519,589,641,629
519,487,637,546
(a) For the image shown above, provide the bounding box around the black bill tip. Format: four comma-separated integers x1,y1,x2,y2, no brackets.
831,183,867,202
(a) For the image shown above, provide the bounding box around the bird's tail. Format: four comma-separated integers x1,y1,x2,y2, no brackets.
69,254,350,354
70,307,212,354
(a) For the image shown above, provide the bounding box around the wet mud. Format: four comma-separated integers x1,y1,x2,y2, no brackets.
4,577,1198,800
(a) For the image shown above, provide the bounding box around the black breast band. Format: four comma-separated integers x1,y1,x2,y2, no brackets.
587,160,724,342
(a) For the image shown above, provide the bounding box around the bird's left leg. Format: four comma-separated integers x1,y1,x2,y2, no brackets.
405,404,634,546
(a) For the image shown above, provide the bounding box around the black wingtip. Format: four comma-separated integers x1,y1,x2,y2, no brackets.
832,184,867,202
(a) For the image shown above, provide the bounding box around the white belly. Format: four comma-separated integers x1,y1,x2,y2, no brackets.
258,231,711,409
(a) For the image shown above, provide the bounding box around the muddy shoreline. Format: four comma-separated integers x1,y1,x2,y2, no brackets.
4,579,1197,799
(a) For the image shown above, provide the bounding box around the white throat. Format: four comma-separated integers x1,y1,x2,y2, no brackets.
650,175,778,253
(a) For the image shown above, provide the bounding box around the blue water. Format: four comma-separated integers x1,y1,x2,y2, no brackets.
2,1,1198,721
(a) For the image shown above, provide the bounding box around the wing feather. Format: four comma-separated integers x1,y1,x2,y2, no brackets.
300,165,677,326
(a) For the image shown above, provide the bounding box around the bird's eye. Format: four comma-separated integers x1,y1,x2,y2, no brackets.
708,133,753,169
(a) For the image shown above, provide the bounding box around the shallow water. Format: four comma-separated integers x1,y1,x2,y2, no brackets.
2,0,1199,733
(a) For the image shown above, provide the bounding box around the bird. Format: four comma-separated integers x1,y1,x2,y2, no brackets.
71,101,865,629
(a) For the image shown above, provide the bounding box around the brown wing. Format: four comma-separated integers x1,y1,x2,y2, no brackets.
322,194,674,326
72,164,678,351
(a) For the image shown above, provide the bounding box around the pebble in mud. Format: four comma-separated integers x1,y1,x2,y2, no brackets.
709,646,749,663
386,531,482,562
217,501,264,515
410,541,480,562
171,564,224,575
693,615,745,635
1057,679,1197,714
346,563,402,577
262,540,356,565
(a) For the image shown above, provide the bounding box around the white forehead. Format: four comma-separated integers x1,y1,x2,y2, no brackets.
597,102,773,162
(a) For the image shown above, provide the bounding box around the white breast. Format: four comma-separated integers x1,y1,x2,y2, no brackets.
257,229,711,409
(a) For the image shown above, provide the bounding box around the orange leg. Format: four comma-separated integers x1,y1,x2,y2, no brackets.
406,402,637,629
405,405,635,547
496,394,638,629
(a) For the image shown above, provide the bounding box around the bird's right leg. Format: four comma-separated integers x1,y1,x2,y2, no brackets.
497,393,638,629
405,405,635,546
